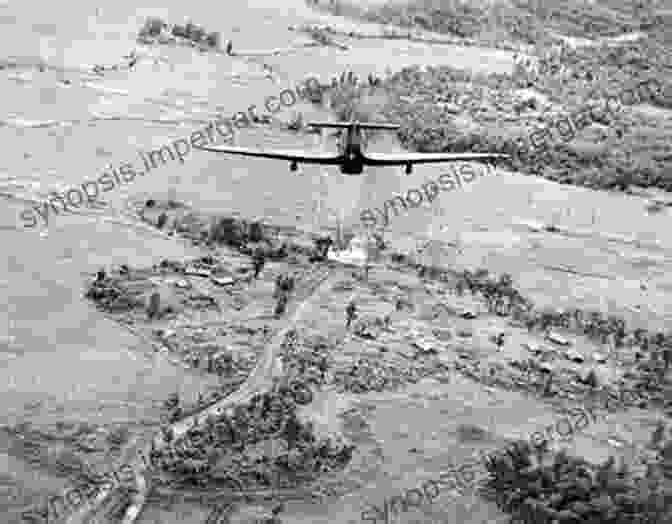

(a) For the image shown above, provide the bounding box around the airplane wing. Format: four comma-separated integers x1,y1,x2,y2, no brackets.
363,152,510,166
195,145,343,165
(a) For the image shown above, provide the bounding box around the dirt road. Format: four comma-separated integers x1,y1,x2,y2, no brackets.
64,265,339,524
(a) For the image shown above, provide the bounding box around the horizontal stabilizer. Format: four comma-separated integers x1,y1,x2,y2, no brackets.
307,121,353,129
357,123,400,130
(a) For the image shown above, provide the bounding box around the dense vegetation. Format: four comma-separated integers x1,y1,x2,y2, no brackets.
483,432,672,524
137,16,222,50
313,0,669,45
315,1,672,193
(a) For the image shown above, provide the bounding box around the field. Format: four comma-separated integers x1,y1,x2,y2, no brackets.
0,1,670,524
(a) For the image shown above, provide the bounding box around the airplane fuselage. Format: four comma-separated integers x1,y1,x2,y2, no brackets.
339,125,365,175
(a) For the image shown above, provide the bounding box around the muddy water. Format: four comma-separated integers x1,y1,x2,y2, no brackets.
0,0,670,523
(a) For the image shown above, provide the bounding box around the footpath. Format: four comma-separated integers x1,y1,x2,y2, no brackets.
64,265,338,524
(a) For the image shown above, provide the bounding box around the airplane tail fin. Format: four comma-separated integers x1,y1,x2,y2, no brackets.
308,121,399,130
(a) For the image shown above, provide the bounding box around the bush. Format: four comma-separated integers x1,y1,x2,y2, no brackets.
209,217,244,246
140,17,166,38
172,24,187,38
248,221,264,243
205,31,221,49
584,369,599,388
568,140,608,165
186,23,206,42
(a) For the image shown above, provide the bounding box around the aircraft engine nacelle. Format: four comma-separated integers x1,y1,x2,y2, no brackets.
290,160,298,172
405,163,412,175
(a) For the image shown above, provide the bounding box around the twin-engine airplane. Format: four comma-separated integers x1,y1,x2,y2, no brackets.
195,120,509,175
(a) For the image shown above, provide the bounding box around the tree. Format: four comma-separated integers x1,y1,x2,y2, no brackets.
205,32,220,49
495,333,505,352
663,346,672,371
206,447,222,469
543,372,553,396
483,281,498,312
147,291,161,319
218,414,236,443
140,17,166,38
585,369,599,389
162,425,174,444
650,421,666,448
284,412,302,450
